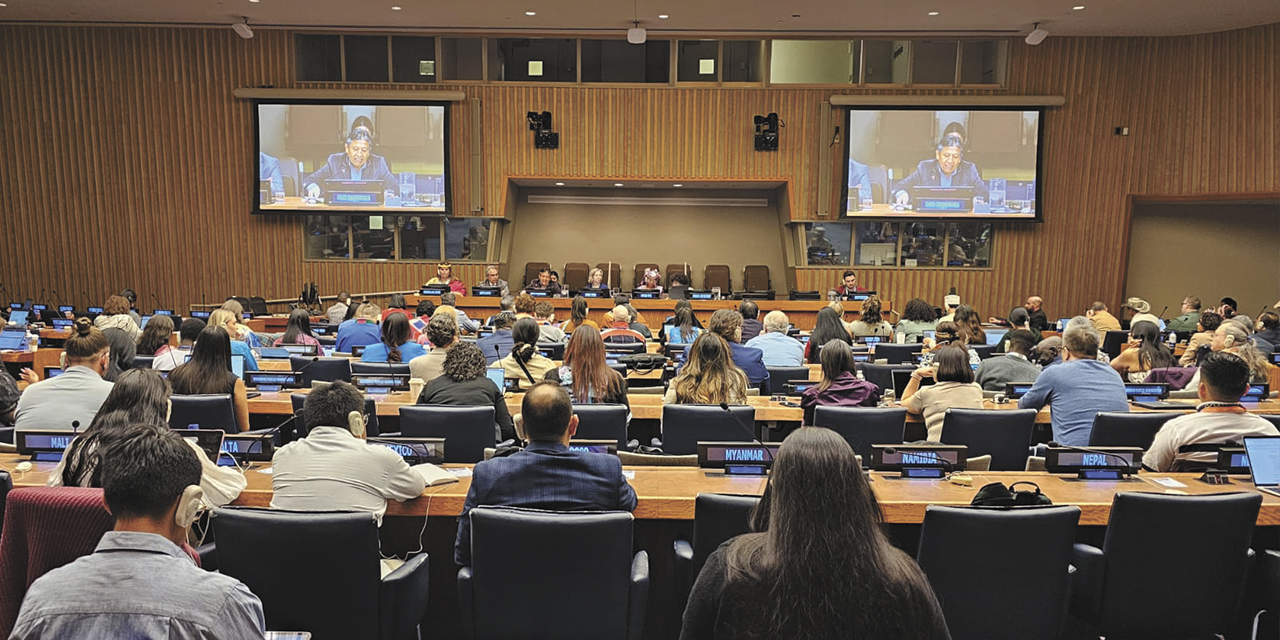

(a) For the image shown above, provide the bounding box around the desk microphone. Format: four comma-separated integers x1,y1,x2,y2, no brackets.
1156,305,1168,320
71,420,80,435
248,411,301,446
0,282,9,302
718,402,774,466
51,290,67,312
35,288,45,308
151,292,168,313
1046,441,1134,474
81,291,94,309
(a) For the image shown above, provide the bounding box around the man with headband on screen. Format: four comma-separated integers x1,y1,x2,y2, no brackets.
303,126,397,199
892,132,988,206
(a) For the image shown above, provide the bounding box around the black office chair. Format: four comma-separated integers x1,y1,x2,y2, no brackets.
169,394,237,432
399,405,495,463
764,366,810,396
290,356,352,386
604,342,647,354
660,405,755,455
743,265,770,292
571,404,629,449
970,344,998,360
1087,411,1176,450
673,493,761,610
607,363,628,379
459,507,648,640
248,296,270,317
1071,492,1262,639
917,505,1080,640
940,408,1036,471
210,507,429,640
290,394,381,439
1102,330,1130,360
536,342,566,360
0,471,11,540
1261,414,1280,430
130,355,155,370
855,362,907,394
874,343,923,365
351,362,411,375
812,406,907,462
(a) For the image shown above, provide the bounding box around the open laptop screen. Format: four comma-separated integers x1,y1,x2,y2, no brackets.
1243,437,1280,488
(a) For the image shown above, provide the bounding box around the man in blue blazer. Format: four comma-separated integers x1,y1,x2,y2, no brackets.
892,133,988,205
707,309,770,389
455,383,637,566
302,128,396,198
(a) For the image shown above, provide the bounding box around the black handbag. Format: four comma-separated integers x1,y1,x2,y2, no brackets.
970,481,1053,507
617,353,666,372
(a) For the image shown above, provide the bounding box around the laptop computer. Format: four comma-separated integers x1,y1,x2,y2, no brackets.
0,331,27,351
892,369,934,399
484,367,506,389
984,329,1009,346
7,310,29,328
1243,436,1280,498
177,429,226,461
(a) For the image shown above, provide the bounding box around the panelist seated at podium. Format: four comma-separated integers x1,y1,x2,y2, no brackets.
302,128,396,198
892,133,988,205
524,268,563,296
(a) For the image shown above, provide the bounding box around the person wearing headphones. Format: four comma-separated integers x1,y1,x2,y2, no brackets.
892,132,988,206
11,427,265,637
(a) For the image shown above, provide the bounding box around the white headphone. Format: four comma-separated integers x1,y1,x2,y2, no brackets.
1223,334,1236,348
175,485,205,529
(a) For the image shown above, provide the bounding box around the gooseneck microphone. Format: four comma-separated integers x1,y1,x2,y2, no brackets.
151,292,168,313
718,401,774,465
1156,305,1168,320
882,446,954,472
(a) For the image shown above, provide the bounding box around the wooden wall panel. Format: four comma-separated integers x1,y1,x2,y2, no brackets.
0,24,1275,318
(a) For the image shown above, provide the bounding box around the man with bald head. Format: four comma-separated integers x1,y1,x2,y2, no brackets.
1025,296,1049,333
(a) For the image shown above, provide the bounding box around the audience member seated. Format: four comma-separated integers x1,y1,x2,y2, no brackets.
739,300,763,342
664,307,703,346
1086,300,1122,332
1123,297,1164,330
707,309,769,388
976,329,1042,391
637,268,663,293
454,382,637,567
101,326,136,383
800,340,881,425
11,427,266,638
409,314,458,383
486,295,517,327
513,292,537,320
271,381,426,532
327,291,351,325
336,303,382,353
361,313,426,364
418,341,515,442
893,298,938,344
993,307,1040,352
1111,320,1175,382
1145,352,1280,472
50,369,246,506
952,304,986,346
805,306,853,364
901,344,984,441
525,268,563,296
495,318,557,391
1255,311,1280,348
1202,322,1275,384
663,299,705,331
153,318,204,372
0,369,21,427
1018,322,1129,446
219,299,261,348
1179,311,1221,366
136,314,174,357
476,265,510,297
665,333,748,405
919,321,981,369
938,293,961,323
1034,336,1063,368
93,294,141,342
14,318,114,431
562,296,599,334
425,262,467,296
1234,315,1275,354
423,293,470,337
545,326,630,407
381,293,413,323
1024,295,1050,333
207,309,259,371
168,326,251,432
477,313,515,366
273,308,321,347
583,267,609,291
534,300,566,343
601,306,648,343
680,427,948,640
745,310,804,367
1217,296,1239,320
1166,296,1203,332
611,294,650,337
849,295,893,338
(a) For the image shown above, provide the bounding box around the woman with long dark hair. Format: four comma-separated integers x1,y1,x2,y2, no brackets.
805,306,852,364
665,333,748,405
418,341,515,442
495,317,556,390
665,306,702,345
894,298,937,344
546,325,628,406
952,304,986,346
136,314,174,356
799,340,881,425
168,326,251,431
681,427,950,640
275,308,320,347
1111,320,1174,382
361,313,426,363
562,296,599,335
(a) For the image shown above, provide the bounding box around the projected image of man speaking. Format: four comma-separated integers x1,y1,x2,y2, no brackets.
892,133,988,205
303,127,397,198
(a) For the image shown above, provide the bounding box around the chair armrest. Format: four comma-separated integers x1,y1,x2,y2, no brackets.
379,552,430,640
1070,543,1104,623
457,566,475,640
196,542,218,571
673,539,693,613
628,551,650,640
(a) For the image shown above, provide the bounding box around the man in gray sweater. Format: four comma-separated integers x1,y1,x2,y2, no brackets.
976,329,1042,391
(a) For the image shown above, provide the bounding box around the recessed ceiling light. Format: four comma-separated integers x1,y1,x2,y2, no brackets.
614,183,624,187
525,11,536,15
391,5,402,9
658,14,669,18
672,183,683,187
555,182,565,186
1073,4,1085,8
928,11,939,15
249,0,259,3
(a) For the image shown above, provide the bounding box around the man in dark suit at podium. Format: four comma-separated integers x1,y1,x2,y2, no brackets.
454,383,637,566
892,133,988,205
302,128,396,198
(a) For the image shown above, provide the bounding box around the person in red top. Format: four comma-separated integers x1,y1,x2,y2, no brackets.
835,270,866,296
380,294,421,341
425,262,467,296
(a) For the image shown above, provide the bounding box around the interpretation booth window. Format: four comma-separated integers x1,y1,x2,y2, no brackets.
801,222,992,269
305,215,492,263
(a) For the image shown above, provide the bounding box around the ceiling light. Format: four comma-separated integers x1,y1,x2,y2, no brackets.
1073,5,1085,9
928,11,939,15
525,11,536,15
231,18,253,39
391,4,401,9
672,183,683,187
658,14,668,18
249,0,259,3
614,183,624,187
555,182,565,186
1025,22,1049,45
628,21,646,44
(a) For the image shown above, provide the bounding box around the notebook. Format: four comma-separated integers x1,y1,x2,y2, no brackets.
1243,436,1280,498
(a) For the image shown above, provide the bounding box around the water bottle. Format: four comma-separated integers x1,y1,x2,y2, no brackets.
989,178,1006,210
399,172,416,203
856,369,865,381
858,184,872,210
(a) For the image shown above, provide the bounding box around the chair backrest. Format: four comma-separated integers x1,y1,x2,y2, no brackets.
399,405,495,462
571,404,629,449
290,394,380,438
595,263,622,290
665,264,693,288
917,505,1081,640
970,344,998,360
764,366,810,395
1096,492,1261,636
168,394,237,432
1087,411,1175,449
0,487,113,637
350,361,411,375
248,296,270,317
0,472,11,540
603,340,646,352
563,262,590,290
1260,414,1280,430
704,265,731,293
855,362,906,393
875,343,923,365
524,262,551,288
812,406,907,463
743,265,770,291
1102,331,1130,360
211,507,381,640
661,404,755,455
940,408,1036,471
866,164,890,203
632,263,659,289
690,493,761,579
466,507,637,640
291,355,352,385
